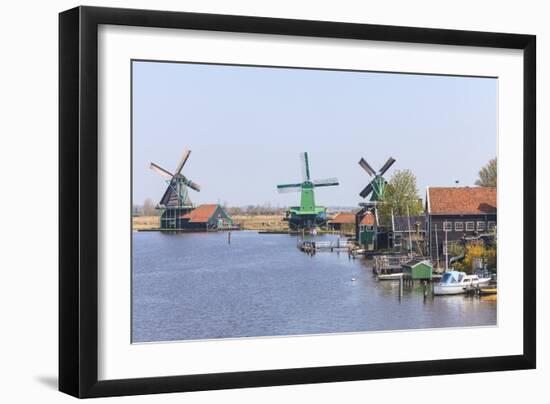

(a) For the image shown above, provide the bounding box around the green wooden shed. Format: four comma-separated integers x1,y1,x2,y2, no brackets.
402,259,433,280
358,211,377,251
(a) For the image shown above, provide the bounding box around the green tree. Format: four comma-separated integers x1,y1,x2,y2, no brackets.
378,169,423,226
475,158,497,187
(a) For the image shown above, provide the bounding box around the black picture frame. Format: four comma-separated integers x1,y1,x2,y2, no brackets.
59,5,536,398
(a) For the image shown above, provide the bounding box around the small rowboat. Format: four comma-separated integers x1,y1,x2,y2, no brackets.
479,287,497,295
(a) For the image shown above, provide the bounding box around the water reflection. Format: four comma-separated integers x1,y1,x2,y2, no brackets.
132,231,496,342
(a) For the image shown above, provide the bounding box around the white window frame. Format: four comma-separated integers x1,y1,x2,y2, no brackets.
443,221,452,232
477,221,486,232
465,221,475,231
488,221,496,231
454,222,464,232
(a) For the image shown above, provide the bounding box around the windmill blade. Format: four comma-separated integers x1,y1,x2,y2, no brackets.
300,152,311,181
174,149,191,174
313,178,339,187
149,162,174,179
277,186,302,193
277,183,302,193
184,178,201,192
378,157,396,176
359,182,374,198
358,158,376,177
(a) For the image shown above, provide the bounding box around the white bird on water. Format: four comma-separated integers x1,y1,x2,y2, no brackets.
351,277,357,282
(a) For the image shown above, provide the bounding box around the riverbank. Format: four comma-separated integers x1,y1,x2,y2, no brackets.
132,214,287,231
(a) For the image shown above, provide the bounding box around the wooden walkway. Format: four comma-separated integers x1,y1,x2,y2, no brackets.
297,239,351,253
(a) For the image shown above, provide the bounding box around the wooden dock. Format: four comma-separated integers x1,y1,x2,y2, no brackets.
297,238,351,253
372,255,410,274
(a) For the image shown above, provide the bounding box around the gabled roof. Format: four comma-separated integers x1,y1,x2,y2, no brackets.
402,259,432,268
360,212,376,225
330,212,356,224
181,204,219,223
427,187,496,215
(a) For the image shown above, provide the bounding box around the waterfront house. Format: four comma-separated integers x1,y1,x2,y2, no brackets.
356,210,379,251
328,212,356,233
425,187,496,267
178,204,233,230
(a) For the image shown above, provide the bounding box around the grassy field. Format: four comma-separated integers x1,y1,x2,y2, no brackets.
133,215,160,230
231,215,287,231
132,214,286,231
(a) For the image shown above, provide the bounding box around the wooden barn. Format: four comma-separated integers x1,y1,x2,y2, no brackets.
178,204,233,231
426,187,497,267
391,215,426,252
328,212,356,233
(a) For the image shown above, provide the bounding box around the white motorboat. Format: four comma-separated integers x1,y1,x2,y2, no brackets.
433,271,491,295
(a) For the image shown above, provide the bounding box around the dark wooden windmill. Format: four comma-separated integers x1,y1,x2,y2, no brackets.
150,148,201,229
358,156,396,201
356,156,396,251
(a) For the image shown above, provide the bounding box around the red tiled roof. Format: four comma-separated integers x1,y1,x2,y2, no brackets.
181,204,219,223
360,212,375,225
330,212,356,224
427,187,496,215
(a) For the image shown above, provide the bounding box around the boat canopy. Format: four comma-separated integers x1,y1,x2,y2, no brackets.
440,271,466,284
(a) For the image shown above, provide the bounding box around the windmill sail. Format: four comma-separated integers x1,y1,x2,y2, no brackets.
378,157,396,176
149,162,173,179
359,182,374,199
300,152,311,181
277,183,302,193
359,158,376,177
313,178,339,187
174,149,191,175
183,177,201,192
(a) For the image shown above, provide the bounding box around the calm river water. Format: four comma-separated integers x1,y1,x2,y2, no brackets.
132,231,496,342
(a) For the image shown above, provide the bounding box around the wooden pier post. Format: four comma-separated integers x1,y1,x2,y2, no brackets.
228,231,231,244
399,274,404,298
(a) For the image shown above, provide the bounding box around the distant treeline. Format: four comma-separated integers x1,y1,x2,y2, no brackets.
133,198,161,217
133,199,357,217
225,205,287,216
132,200,288,217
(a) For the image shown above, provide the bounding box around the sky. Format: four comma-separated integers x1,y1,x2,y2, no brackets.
132,61,497,208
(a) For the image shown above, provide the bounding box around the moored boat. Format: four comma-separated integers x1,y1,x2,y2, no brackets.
434,271,491,295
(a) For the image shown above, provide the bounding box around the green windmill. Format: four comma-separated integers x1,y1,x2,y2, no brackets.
277,152,339,230
358,156,396,201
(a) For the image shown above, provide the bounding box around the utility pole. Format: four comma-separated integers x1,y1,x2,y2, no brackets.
434,224,440,270
444,225,449,271
406,205,412,256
